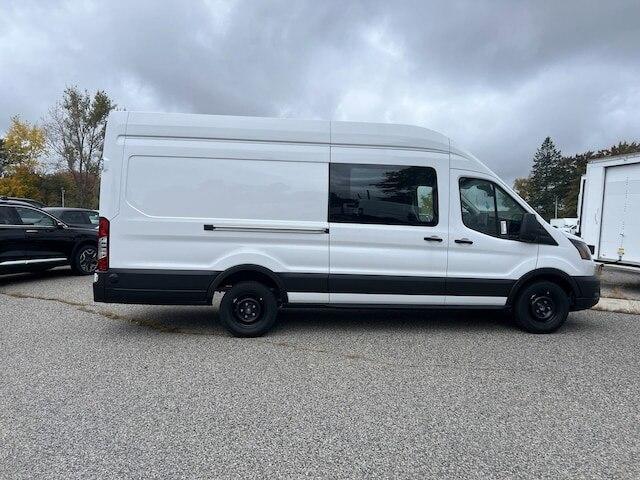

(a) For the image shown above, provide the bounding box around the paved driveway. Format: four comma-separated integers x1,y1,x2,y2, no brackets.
1,269,639,479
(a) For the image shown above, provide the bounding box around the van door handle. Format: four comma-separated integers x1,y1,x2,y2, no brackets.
424,236,443,242
455,238,473,245
26,229,38,234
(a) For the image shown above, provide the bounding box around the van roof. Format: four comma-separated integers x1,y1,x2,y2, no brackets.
112,111,454,154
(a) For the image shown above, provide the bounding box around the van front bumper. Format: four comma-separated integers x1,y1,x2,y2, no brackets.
571,275,601,311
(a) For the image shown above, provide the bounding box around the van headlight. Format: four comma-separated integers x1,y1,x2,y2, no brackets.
570,238,592,260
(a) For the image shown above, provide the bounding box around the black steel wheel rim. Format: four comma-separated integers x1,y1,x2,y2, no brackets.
233,295,263,324
529,291,556,321
79,247,97,273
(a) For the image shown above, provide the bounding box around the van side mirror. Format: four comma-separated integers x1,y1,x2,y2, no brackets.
56,221,66,229
519,213,539,242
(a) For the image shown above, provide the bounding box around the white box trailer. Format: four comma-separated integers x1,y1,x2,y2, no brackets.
578,153,640,266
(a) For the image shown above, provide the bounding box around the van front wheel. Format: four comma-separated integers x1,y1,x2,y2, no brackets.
219,281,278,337
513,281,569,334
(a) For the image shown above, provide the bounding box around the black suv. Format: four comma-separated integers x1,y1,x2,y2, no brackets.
44,207,99,229
0,200,98,275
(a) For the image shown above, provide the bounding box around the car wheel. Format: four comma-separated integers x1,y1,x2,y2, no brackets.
219,281,278,337
513,281,570,333
71,244,98,275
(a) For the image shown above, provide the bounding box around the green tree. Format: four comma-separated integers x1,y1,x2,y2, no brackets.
528,137,568,220
38,171,79,207
45,87,116,207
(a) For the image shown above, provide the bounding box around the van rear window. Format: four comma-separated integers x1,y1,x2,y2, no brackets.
329,163,438,226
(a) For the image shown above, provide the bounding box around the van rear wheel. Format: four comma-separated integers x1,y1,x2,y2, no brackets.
513,281,569,333
219,281,278,337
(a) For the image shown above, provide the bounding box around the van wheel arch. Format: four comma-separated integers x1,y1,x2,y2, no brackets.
507,269,578,309
208,265,288,305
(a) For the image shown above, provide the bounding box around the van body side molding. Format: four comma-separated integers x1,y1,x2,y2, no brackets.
203,224,329,234
95,268,520,305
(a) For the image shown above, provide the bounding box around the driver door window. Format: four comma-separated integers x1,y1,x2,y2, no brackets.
495,186,526,237
459,178,525,239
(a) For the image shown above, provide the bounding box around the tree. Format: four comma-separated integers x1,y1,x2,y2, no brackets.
0,138,6,177
0,117,46,198
3,116,46,173
518,139,640,219
512,177,532,202
560,141,640,217
45,87,115,207
528,137,567,220
0,165,41,199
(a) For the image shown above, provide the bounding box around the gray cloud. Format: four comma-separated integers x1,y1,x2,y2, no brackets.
1,0,639,182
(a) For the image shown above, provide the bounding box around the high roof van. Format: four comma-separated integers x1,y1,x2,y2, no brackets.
93,112,600,336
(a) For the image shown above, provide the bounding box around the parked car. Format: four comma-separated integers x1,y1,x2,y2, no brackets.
0,199,98,275
93,111,600,337
0,196,46,208
44,207,99,229
550,218,578,236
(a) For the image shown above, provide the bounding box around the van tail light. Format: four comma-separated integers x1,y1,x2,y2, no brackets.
97,217,109,272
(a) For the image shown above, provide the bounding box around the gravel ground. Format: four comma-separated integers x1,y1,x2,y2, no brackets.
1,268,639,479
600,265,640,300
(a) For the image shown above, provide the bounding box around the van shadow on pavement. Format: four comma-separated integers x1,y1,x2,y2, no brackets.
104,304,601,338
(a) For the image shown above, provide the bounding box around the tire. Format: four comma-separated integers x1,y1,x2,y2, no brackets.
71,244,98,275
218,281,278,337
513,281,570,333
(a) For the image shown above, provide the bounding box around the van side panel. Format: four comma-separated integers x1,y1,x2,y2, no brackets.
109,139,329,293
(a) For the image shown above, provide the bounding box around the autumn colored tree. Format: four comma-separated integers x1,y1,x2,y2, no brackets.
45,87,115,207
512,177,532,202
3,116,46,172
0,138,6,176
0,117,46,199
0,166,41,199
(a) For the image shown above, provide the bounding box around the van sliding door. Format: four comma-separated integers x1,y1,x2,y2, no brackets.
327,147,449,305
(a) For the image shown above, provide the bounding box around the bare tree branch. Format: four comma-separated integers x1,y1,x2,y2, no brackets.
44,87,115,207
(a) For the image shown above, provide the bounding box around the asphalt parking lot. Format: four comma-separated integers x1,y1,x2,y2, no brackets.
1,268,639,479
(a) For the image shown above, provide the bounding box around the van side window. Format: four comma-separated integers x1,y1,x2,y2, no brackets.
329,163,438,226
459,178,525,238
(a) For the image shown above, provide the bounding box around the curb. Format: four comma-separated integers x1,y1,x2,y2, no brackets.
592,297,640,315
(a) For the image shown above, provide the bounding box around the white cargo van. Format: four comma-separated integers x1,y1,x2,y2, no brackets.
93,112,600,336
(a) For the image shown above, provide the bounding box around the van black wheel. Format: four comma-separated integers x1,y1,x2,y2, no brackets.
513,281,569,333
71,244,97,275
219,281,278,337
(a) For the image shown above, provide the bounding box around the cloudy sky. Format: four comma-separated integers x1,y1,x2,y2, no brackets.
1,0,639,182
